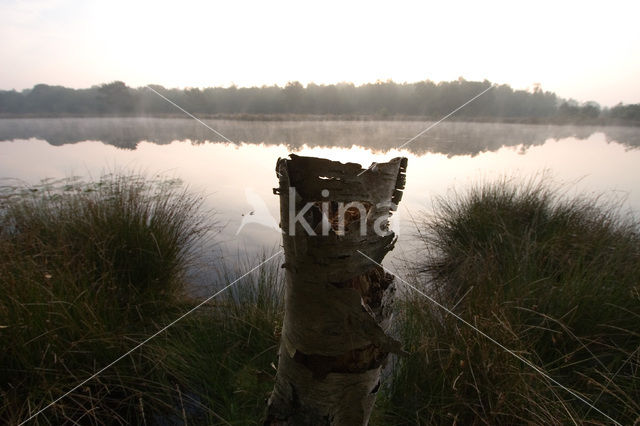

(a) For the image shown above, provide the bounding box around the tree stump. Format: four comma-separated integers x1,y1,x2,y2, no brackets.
265,154,408,425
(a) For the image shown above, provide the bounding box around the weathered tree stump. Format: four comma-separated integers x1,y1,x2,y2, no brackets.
265,154,408,425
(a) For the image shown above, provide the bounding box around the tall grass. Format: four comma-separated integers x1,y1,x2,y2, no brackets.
5,172,639,424
161,255,284,424
0,174,284,424
382,178,640,424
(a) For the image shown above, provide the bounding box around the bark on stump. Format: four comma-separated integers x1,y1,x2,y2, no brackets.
265,154,408,425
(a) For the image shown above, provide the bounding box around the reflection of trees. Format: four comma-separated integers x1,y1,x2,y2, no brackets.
0,118,639,155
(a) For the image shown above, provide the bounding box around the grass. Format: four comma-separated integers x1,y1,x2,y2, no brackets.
161,257,284,424
2,173,639,424
0,174,284,424
380,178,640,424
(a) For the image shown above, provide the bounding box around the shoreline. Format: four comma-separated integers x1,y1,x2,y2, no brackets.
1,113,639,127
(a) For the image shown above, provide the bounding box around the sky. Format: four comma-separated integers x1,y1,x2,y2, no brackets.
1,0,639,106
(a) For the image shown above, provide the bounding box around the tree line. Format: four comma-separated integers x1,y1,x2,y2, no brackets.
1,79,638,123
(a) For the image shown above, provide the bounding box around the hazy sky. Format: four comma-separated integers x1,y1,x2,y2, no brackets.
1,0,639,106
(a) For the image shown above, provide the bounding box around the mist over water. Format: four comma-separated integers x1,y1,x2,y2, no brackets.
1,117,640,154
2,118,640,290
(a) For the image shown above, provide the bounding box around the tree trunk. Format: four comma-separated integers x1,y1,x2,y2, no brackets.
266,154,408,425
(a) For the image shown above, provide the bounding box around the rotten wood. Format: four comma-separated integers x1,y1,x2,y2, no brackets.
265,154,408,425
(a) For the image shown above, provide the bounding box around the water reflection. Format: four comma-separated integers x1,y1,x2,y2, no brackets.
1,119,640,288
1,117,640,155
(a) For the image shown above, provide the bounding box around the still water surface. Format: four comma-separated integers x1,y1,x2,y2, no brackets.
2,118,639,286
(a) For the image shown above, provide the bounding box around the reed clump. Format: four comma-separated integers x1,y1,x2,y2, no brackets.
0,175,283,424
382,179,640,424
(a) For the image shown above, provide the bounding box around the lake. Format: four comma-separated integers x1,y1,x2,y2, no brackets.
2,118,640,288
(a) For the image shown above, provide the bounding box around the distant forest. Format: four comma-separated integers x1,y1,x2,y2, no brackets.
1,79,639,124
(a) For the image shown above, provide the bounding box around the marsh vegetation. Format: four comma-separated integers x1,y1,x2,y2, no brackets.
1,175,638,424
